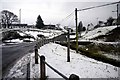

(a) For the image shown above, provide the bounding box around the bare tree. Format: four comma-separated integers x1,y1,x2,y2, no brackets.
1,10,18,28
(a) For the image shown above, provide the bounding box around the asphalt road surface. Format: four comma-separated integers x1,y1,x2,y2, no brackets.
1,42,36,78
1,33,67,78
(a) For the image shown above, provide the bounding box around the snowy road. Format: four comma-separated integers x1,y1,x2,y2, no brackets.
1,42,36,78
1,32,66,78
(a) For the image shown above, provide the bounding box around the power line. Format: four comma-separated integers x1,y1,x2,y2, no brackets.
57,1,120,28
68,15,74,27
58,11,74,24
77,1,120,11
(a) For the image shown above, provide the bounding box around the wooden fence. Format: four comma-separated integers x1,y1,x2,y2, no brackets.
33,31,79,80
35,46,79,80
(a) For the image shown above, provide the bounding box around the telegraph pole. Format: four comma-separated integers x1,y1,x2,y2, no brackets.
75,8,78,53
117,4,118,27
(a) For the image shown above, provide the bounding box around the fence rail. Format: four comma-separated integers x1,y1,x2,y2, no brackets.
43,57,69,80
34,45,79,80
33,33,79,80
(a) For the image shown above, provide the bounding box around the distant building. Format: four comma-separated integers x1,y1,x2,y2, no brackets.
1,24,35,29
43,24,56,29
27,25,35,28
43,24,62,30
9,24,28,28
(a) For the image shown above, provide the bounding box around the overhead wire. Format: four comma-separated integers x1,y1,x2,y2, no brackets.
77,1,120,11
68,15,74,27
58,10,74,25
57,1,120,28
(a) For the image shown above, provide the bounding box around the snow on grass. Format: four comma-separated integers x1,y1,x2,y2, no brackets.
23,38,35,42
3,29,63,44
6,43,119,78
17,31,26,36
103,54,119,61
34,43,119,78
4,38,35,44
70,35,76,39
78,39,120,45
30,51,40,78
90,40,120,44
6,53,31,78
24,31,40,39
82,26,117,40
4,39,23,43
24,29,63,39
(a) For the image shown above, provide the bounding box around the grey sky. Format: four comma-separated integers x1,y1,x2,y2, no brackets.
0,0,120,27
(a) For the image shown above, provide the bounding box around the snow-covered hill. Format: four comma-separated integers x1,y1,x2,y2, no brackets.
82,25,118,40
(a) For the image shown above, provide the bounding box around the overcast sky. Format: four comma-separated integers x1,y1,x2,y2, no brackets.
0,0,120,27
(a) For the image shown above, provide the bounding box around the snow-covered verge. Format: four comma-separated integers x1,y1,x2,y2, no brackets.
2,29,63,44
5,53,31,78
81,26,117,40
3,38,35,44
24,29,63,39
6,43,120,79
66,25,118,42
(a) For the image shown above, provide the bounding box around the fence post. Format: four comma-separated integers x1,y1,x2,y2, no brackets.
69,74,79,80
43,39,44,45
44,39,46,45
38,41,40,48
35,45,38,64
41,39,43,46
67,29,70,62
40,40,42,47
40,55,46,80
47,39,48,43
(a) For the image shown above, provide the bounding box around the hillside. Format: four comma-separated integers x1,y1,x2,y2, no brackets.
78,26,120,62
93,27,120,42
81,25,118,41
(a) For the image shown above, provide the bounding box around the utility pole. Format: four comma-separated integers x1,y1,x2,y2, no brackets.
75,8,78,53
19,9,21,24
117,4,118,27
112,3,119,27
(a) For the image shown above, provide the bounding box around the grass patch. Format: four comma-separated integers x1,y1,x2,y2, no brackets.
56,42,120,67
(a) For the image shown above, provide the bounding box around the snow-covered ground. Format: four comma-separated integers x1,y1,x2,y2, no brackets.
6,43,120,79
3,26,120,79
81,25,117,40
3,29,63,44
66,26,118,42
3,38,35,44
24,29,63,39
3,39,23,43
6,53,31,78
